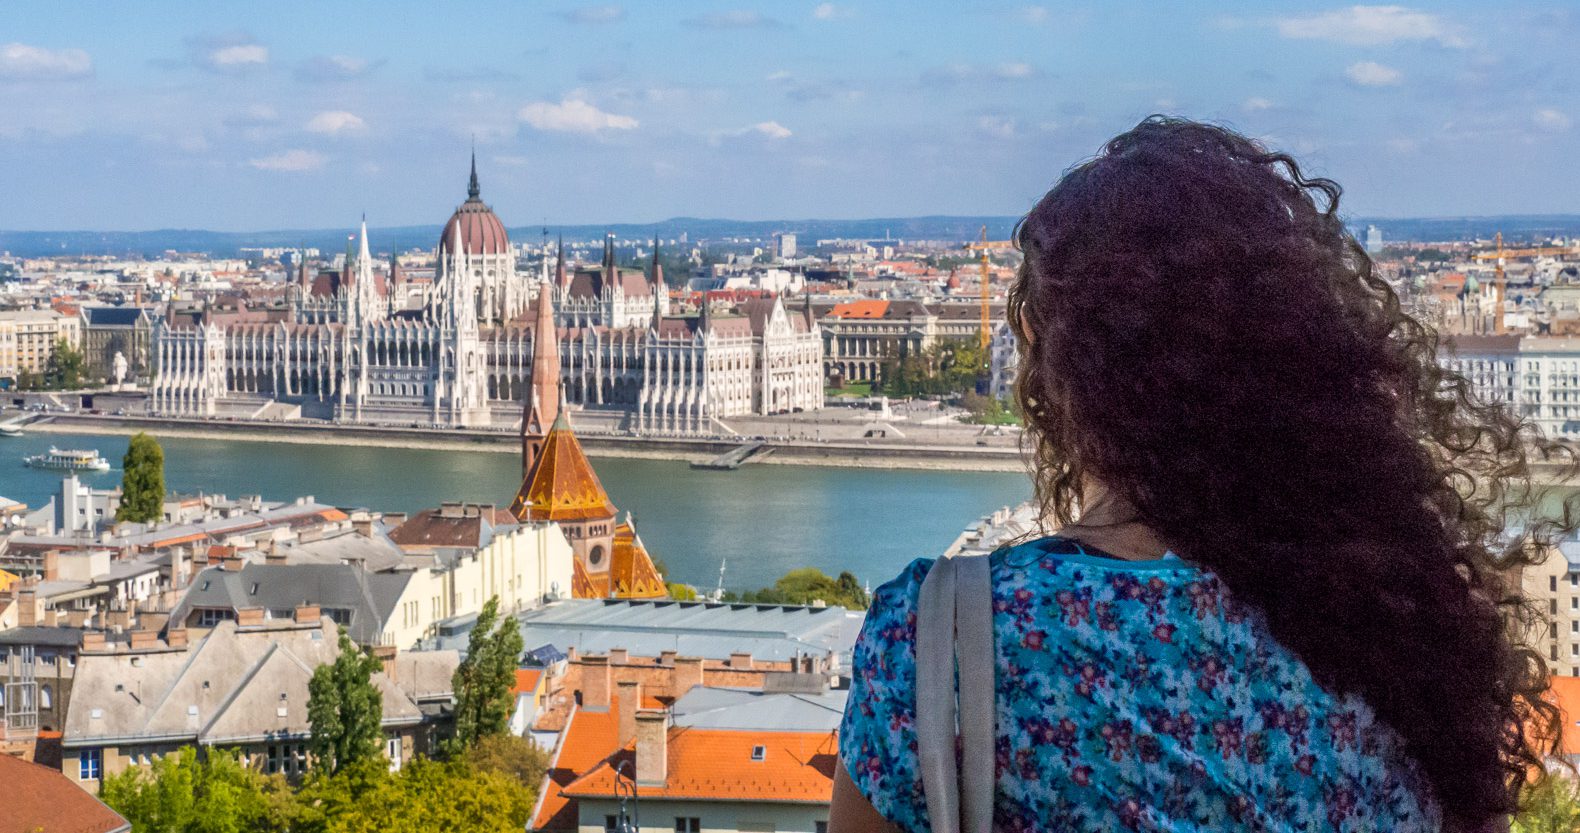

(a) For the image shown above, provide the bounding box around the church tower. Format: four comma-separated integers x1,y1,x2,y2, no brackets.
521,270,560,478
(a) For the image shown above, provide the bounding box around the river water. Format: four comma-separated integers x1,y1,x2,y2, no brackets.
0,432,1031,592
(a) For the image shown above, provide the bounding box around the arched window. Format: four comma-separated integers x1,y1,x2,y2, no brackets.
589,545,606,567
39,684,52,710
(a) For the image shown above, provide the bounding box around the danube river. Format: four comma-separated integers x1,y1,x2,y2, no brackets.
2,432,1030,592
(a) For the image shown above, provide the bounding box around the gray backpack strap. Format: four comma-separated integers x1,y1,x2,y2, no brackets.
916,554,997,833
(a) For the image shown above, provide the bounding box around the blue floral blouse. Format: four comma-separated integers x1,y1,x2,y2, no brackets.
839,536,1442,832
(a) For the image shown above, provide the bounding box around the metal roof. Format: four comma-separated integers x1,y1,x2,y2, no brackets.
670,686,847,733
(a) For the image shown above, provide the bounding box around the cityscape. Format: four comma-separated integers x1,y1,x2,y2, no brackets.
4,2,1580,832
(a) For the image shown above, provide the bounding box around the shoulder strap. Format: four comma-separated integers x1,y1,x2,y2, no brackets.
916,554,996,833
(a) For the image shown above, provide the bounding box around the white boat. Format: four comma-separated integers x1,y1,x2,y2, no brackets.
23,446,111,472
0,423,22,437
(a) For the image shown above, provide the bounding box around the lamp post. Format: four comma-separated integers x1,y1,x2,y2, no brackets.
613,759,640,832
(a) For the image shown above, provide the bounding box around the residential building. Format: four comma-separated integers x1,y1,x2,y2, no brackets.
61,611,445,786
0,309,81,383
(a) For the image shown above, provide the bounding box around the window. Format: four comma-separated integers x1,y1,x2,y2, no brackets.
387,735,402,772
750,745,766,761
266,743,308,776
605,816,619,833
39,685,51,710
817,824,829,833
79,748,102,781
197,608,234,627
675,818,701,832
324,608,353,626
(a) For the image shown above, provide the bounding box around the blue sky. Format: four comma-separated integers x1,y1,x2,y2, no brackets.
1,1,1575,230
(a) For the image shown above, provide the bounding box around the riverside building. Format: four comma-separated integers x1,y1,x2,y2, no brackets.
148,158,824,434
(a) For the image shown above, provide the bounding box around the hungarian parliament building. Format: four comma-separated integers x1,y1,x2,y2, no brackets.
149,160,825,434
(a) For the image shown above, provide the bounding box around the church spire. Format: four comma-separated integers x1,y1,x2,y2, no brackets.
555,234,568,290
522,269,561,479
467,146,481,201
650,233,663,288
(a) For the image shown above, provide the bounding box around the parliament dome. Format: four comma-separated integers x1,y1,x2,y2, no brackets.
439,154,511,257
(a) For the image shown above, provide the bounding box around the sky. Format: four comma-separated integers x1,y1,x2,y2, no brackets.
1,1,1576,231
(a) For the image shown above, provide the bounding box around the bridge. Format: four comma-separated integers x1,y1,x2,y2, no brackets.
690,441,773,471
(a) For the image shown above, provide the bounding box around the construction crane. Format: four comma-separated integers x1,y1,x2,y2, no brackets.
962,225,1014,350
1463,233,1580,334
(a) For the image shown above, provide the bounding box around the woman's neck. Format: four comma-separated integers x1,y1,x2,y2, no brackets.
1058,481,1170,562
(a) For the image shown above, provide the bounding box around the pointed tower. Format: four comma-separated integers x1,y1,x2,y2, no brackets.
468,147,481,201
509,412,619,590
600,232,616,296
521,274,561,478
650,234,665,326
555,235,569,292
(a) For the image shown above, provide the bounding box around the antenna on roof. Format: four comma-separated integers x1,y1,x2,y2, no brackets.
714,556,727,600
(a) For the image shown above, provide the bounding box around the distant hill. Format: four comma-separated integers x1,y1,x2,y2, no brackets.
2,213,1577,259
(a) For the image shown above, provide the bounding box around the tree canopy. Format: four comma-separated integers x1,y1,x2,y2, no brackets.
451,596,525,750
882,338,986,398
727,567,869,610
43,337,85,390
99,747,293,833
307,629,385,775
116,432,166,524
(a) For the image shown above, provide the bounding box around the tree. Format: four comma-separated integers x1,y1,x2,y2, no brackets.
308,628,385,775
464,733,550,786
295,756,534,833
1515,775,1580,833
451,596,524,750
43,337,85,389
727,567,869,610
100,746,292,833
116,433,166,524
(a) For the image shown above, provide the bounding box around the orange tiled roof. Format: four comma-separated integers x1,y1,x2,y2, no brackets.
571,558,601,599
607,521,667,599
532,705,620,830
1545,675,1580,757
509,414,617,524
513,668,544,697
562,727,838,804
0,753,129,833
826,299,889,319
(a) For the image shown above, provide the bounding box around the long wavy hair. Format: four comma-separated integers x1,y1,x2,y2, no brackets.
1007,116,1572,831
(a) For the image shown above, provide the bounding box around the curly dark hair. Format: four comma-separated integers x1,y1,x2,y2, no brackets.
1007,116,1571,831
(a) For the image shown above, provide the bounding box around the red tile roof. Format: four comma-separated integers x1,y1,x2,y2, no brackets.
562,727,838,804
0,754,129,833
514,668,545,697
533,705,620,830
826,299,889,319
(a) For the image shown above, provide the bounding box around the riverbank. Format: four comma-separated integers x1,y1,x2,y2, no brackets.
23,414,1029,473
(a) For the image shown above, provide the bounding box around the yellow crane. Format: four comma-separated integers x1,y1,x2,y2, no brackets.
1471,231,1580,265
962,225,1014,349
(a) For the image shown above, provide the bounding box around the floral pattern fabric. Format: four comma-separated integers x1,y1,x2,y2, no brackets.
839,536,1441,832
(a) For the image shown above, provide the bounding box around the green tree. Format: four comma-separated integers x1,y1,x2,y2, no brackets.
1515,775,1580,833
464,733,550,786
308,628,385,775
296,757,533,833
44,337,85,389
100,746,292,833
116,432,166,524
451,596,525,750
727,567,869,610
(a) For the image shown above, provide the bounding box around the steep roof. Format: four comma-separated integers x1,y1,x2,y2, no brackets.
167,562,411,646
509,415,617,524
63,618,423,748
0,754,129,833
603,520,666,600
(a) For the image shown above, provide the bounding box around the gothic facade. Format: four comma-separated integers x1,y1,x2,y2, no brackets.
149,160,824,433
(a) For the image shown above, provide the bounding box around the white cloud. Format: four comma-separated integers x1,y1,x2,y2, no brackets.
1535,108,1572,132
1345,60,1402,86
977,115,1017,139
305,110,367,135
1018,5,1049,24
518,98,638,134
209,43,269,68
922,62,1040,85
493,155,531,168
1243,97,1275,111
295,54,376,81
0,43,92,80
562,5,625,24
1275,6,1467,48
812,3,851,20
248,149,326,172
750,121,792,139
766,70,793,82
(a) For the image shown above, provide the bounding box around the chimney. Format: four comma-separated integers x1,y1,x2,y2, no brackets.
673,656,704,697
608,647,628,665
129,629,157,650
237,607,265,627
616,680,641,747
166,627,188,648
581,655,612,711
16,589,37,627
729,652,753,670
353,519,374,538
106,608,133,631
372,644,397,680
659,650,677,667
66,610,89,628
384,512,407,527
294,604,320,625
42,549,60,581
80,631,106,652
634,710,669,786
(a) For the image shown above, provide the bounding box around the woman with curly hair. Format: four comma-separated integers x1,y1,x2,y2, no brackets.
830,116,1565,833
